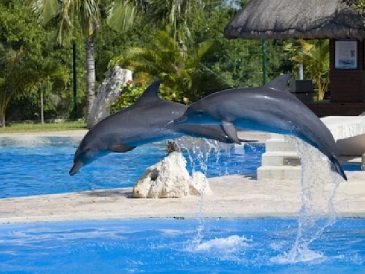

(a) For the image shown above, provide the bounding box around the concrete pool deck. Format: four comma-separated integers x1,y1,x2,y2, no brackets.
0,130,364,224
0,172,364,224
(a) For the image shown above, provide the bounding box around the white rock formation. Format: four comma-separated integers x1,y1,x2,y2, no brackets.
87,66,132,128
132,152,212,198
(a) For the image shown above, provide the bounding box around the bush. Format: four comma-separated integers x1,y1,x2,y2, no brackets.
110,80,147,113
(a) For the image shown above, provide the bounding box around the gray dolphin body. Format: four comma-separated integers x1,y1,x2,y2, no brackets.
175,75,347,180
69,81,243,175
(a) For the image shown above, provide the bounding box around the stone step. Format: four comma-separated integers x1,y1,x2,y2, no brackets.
261,151,301,166
265,140,297,152
257,166,301,181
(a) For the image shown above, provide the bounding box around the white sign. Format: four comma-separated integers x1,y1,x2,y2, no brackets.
335,40,358,69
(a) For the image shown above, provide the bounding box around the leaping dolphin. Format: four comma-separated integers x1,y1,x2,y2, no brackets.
69,81,249,176
175,75,347,180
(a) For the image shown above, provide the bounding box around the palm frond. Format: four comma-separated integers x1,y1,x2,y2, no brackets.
32,0,60,24
77,0,100,36
107,1,139,33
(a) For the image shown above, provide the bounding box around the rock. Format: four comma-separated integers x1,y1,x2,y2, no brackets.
132,152,211,198
190,172,212,196
87,66,132,128
167,141,180,154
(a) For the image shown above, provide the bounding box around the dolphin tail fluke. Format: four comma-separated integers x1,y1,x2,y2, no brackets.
69,161,83,176
330,156,347,181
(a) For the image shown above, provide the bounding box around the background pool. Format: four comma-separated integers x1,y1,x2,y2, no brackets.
0,137,264,198
0,218,364,273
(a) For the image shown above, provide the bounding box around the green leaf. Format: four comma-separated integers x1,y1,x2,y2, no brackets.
34,0,60,25
107,1,138,33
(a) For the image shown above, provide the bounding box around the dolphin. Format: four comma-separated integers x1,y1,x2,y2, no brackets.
175,75,347,180
69,81,250,175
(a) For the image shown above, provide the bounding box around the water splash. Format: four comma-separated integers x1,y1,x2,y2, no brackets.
187,235,251,253
175,137,230,175
175,137,231,245
273,136,342,264
175,135,343,264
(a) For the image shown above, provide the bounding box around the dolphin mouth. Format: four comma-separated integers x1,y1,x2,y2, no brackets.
174,116,187,125
69,161,83,176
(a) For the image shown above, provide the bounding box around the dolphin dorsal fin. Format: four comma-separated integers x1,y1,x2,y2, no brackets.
265,74,291,92
135,80,161,105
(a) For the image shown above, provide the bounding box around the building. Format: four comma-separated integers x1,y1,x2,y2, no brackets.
224,0,365,116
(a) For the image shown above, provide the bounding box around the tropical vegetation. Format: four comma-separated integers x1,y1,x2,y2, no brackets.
285,40,329,100
0,0,332,128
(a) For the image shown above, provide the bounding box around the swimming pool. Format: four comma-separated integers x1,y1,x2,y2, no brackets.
0,218,364,273
0,137,264,198
1,136,364,273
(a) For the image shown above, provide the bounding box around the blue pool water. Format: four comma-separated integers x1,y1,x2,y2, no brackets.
342,162,363,172
0,137,264,198
0,218,364,273
1,137,364,273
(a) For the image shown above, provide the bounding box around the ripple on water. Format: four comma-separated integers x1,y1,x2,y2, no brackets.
0,138,264,198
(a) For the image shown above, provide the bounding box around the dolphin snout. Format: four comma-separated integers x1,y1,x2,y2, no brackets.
69,161,83,176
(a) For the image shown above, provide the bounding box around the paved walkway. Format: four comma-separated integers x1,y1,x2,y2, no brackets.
0,130,363,224
0,172,364,224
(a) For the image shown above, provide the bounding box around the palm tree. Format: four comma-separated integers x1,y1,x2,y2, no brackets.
0,47,25,127
31,0,99,124
32,0,139,127
145,0,217,47
112,30,228,103
285,40,330,100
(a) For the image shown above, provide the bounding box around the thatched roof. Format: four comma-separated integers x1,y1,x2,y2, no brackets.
224,0,365,40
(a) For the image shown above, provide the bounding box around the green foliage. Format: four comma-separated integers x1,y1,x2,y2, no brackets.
94,19,152,83
107,1,140,33
0,120,86,133
3,0,326,127
0,0,83,126
354,0,365,9
111,30,228,103
31,0,145,126
188,3,289,88
0,0,44,126
32,0,101,43
144,0,209,42
110,79,147,112
285,40,329,100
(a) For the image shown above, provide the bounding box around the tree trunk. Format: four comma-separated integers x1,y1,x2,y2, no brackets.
0,111,5,128
298,63,304,80
40,89,44,124
86,36,96,128
72,40,78,119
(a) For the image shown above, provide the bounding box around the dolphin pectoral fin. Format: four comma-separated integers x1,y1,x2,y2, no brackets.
221,121,241,144
69,161,83,176
109,144,136,153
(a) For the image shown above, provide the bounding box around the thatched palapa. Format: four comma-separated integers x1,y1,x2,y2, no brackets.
224,0,365,40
